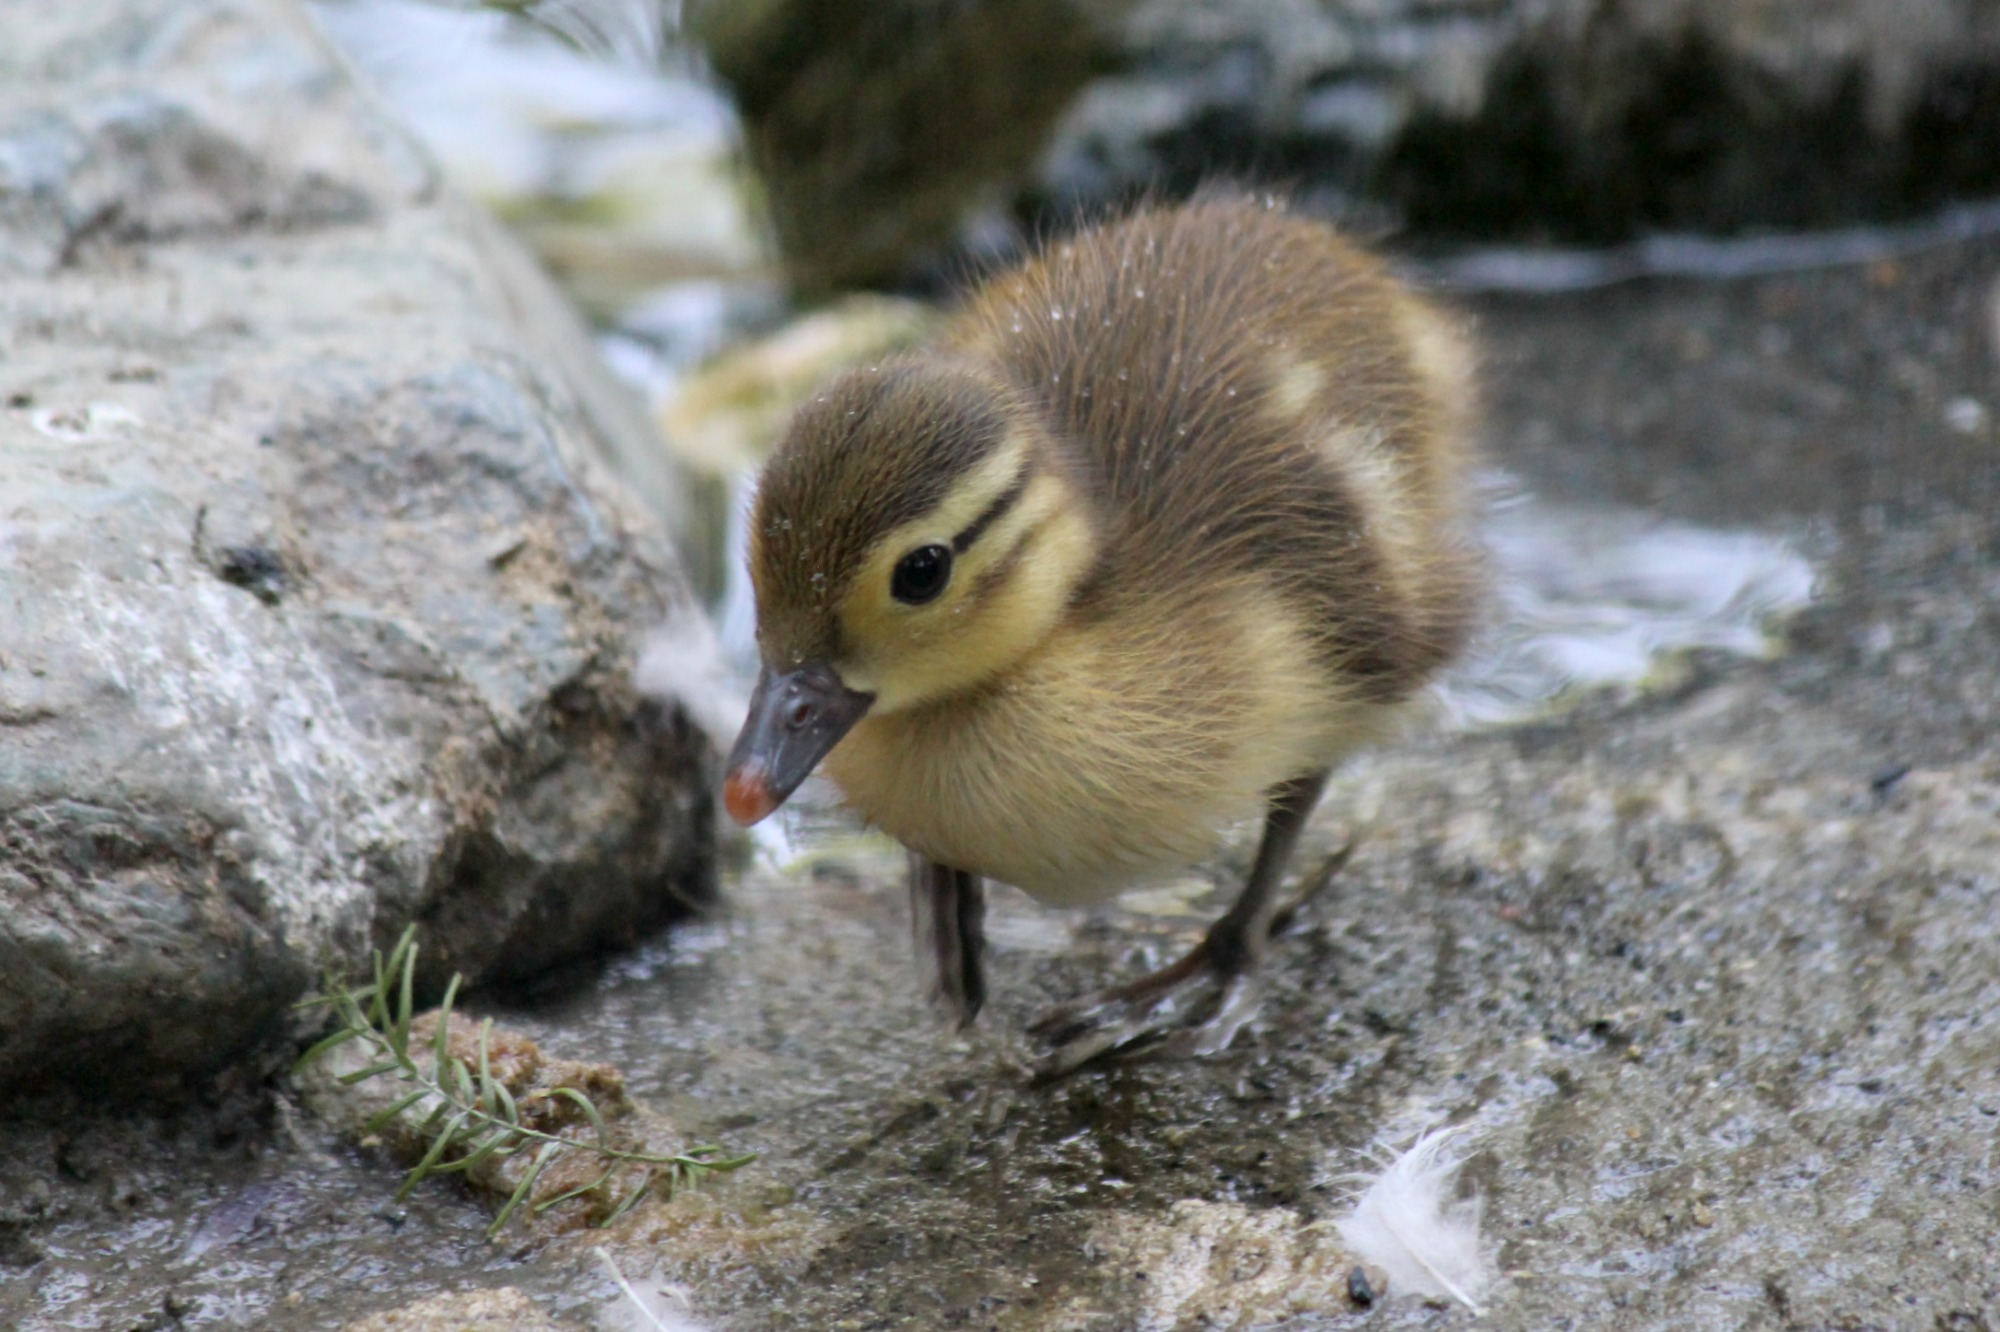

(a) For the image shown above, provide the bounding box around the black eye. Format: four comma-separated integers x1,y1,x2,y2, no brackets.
891,544,952,604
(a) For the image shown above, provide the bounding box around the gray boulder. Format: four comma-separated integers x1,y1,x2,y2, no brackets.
0,0,713,1100
693,0,2000,291
1047,0,2000,240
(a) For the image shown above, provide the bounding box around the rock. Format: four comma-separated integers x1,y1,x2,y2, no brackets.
1990,275,2000,370
1078,1199,1369,1329
1056,0,2000,239
687,0,2000,289
0,0,715,1104
1072,1,2000,239
1367,0,2000,242
338,1287,578,1332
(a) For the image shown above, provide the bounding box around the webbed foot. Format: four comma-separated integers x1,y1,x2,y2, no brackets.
1029,838,1351,1081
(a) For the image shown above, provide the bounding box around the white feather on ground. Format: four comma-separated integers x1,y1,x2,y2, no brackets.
594,1246,713,1332
1334,1126,1495,1315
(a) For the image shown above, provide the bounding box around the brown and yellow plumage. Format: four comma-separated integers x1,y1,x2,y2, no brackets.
726,195,1481,1069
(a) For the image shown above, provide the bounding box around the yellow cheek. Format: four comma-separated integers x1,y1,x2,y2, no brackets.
839,496,1094,711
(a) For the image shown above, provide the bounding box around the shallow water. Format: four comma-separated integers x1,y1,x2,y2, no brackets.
1441,481,1817,726
4,1117,590,1329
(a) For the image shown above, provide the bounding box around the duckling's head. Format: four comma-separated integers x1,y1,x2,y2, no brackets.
723,354,1095,826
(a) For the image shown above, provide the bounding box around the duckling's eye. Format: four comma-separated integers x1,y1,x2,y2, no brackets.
891,544,953,605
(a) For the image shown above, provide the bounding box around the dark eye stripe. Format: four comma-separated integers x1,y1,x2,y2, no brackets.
962,512,1049,609
950,465,1032,554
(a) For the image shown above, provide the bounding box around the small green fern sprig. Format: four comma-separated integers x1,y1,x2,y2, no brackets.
297,926,752,1237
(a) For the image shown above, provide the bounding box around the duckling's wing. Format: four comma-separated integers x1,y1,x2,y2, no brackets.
958,197,1479,701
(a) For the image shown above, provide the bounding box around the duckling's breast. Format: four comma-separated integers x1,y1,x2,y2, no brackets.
822,578,1389,904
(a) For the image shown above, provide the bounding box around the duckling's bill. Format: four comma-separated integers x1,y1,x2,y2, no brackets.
723,662,875,826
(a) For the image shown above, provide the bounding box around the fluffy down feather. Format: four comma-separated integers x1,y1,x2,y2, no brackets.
1335,1126,1495,1314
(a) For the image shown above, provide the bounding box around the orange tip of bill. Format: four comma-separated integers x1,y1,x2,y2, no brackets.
723,766,776,826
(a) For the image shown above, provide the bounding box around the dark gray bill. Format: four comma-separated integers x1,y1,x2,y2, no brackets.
722,662,875,825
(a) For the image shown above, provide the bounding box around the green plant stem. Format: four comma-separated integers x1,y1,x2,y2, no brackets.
297,925,753,1236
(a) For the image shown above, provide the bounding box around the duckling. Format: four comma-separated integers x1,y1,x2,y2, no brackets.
723,194,1481,1074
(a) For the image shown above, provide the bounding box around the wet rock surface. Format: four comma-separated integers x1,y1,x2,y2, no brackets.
11,224,1979,1330
562,231,2000,1328
0,1097,518,1329
338,1287,582,1332
0,0,712,1102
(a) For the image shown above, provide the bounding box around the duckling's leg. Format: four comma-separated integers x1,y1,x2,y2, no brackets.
1033,768,1333,1078
910,853,987,1027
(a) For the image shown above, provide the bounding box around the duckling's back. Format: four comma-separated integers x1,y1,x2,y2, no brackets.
821,197,1480,901
948,197,1480,708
